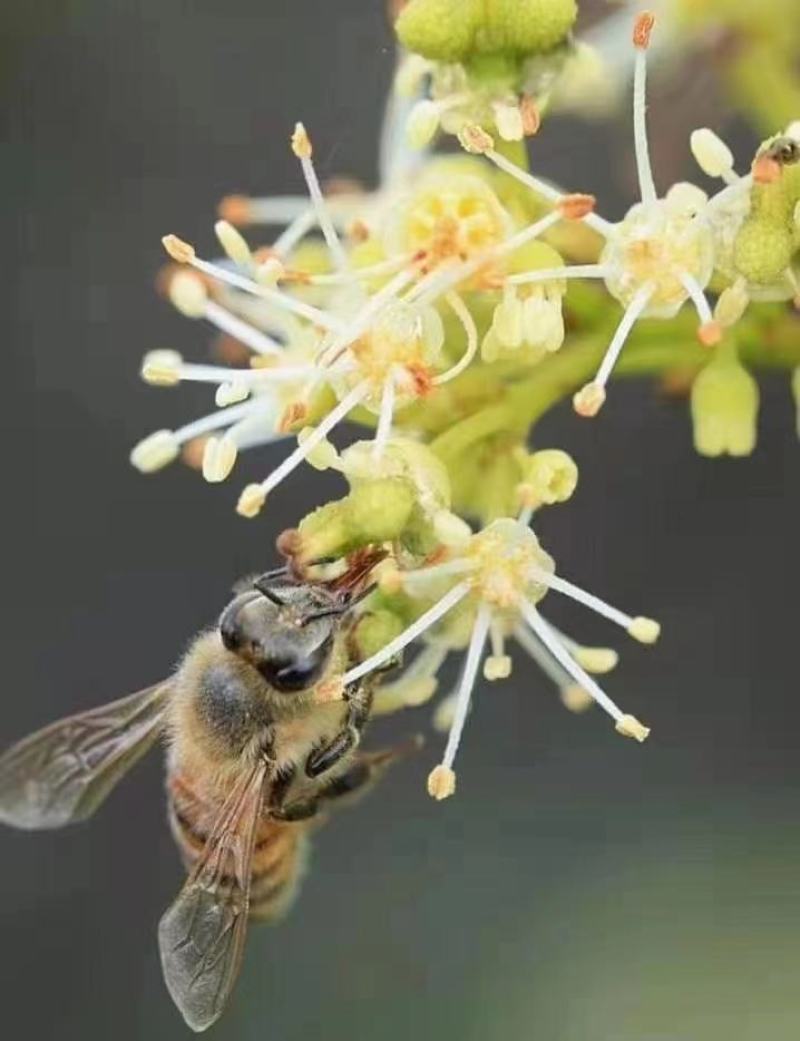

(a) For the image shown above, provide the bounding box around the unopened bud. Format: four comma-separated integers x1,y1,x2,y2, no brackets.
521,449,578,506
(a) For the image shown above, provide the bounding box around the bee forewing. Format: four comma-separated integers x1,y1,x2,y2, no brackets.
158,758,268,1032
0,683,170,830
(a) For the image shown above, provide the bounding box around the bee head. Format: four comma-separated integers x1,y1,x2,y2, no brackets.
218,580,349,694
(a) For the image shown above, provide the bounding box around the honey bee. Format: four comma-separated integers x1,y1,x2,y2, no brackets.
0,552,414,1032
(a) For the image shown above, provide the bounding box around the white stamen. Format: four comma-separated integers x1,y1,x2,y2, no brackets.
173,361,315,386
633,40,657,204
514,624,572,688
519,602,625,723
255,381,368,497
204,301,283,355
306,254,412,286
343,581,471,686
372,373,397,460
400,559,478,588
595,282,654,387
517,503,535,528
441,605,491,770
508,265,609,286
432,293,478,385
678,270,714,324
189,254,347,333
174,400,262,444
485,149,614,237
273,207,317,256
533,570,634,630
293,123,350,274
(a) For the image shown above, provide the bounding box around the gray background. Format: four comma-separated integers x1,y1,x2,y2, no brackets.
2,2,799,1039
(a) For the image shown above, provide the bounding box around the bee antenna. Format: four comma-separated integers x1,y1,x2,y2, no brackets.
253,579,285,606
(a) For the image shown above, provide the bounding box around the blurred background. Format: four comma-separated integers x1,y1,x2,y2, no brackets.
2,1,799,1039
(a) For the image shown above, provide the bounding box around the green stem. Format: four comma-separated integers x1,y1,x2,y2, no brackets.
430,307,800,463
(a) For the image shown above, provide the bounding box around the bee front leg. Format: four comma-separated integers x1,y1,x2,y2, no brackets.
266,763,322,821
304,679,373,779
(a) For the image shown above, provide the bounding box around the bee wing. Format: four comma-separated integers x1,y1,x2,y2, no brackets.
0,683,170,830
158,758,268,1033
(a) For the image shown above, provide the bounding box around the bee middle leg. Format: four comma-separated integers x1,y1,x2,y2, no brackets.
267,764,322,822
320,735,424,804
304,679,373,779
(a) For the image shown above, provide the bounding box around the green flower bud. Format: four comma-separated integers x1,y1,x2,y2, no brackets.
396,0,577,64
691,350,760,458
351,609,406,662
519,449,579,506
346,478,416,542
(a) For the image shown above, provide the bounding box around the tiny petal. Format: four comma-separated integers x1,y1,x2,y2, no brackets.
714,280,749,329
433,510,473,548
298,427,340,471
492,101,524,142
427,764,456,801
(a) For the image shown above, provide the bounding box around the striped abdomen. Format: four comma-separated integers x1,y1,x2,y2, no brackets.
167,770,309,922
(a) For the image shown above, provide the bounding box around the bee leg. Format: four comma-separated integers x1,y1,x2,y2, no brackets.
267,763,322,821
304,679,374,779
321,735,424,804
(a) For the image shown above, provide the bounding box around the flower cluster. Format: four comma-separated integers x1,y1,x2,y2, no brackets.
130,5,800,798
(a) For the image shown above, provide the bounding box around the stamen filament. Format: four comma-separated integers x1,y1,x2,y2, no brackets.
633,35,657,205
175,400,261,443
204,301,284,355
432,293,478,385
293,124,350,274
596,282,654,387
678,271,714,324
508,265,609,286
534,571,633,629
343,580,471,686
372,373,397,460
513,624,572,688
273,208,317,256
256,381,369,496
485,149,614,237
519,602,624,722
441,605,491,769
190,255,347,332
178,362,315,385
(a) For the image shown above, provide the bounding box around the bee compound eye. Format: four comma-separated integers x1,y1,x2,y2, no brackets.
258,653,326,693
